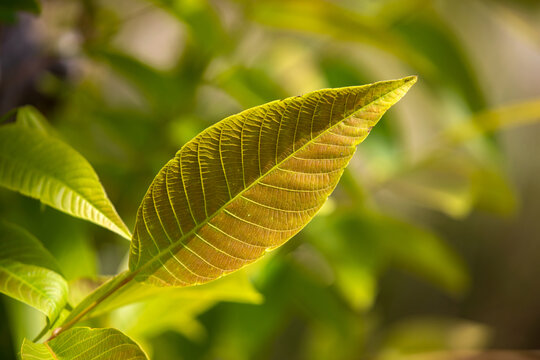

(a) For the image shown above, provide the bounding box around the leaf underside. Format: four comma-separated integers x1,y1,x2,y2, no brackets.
21,327,147,360
130,77,416,286
0,125,131,239
0,220,67,323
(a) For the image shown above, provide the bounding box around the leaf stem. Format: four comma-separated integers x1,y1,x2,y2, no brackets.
47,271,136,341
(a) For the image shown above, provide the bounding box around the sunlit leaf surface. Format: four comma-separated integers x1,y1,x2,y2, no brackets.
130,77,416,286
21,327,147,360
0,220,67,323
0,124,131,239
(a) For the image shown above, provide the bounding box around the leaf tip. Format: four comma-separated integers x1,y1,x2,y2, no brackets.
389,75,417,104
403,75,418,84
400,75,418,93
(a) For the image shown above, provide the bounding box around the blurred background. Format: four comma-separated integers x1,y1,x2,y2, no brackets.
1,0,540,359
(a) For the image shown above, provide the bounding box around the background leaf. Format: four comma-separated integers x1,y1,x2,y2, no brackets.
247,0,430,73
21,327,148,360
129,77,416,287
305,209,468,309
0,124,131,239
0,220,67,323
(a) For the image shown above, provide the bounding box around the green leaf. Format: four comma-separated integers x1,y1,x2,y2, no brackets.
390,9,486,111
388,154,477,218
248,0,431,75
443,98,540,144
129,77,416,286
375,98,540,217
380,216,469,296
92,49,182,115
21,327,148,360
0,124,131,239
315,210,468,296
0,220,67,323
305,214,382,311
306,208,468,307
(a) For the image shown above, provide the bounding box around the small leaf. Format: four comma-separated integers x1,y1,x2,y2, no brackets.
21,327,148,360
0,123,131,239
130,77,416,286
0,220,68,323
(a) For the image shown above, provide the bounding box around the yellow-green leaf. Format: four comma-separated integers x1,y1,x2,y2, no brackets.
130,76,416,286
21,327,148,360
0,220,68,323
0,124,131,239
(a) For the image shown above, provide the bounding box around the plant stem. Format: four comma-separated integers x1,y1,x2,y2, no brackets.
47,271,136,341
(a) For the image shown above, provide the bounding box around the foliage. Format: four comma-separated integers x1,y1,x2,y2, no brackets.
2,78,414,357
1,0,540,359
0,113,131,239
21,327,147,360
0,220,67,324
129,78,415,287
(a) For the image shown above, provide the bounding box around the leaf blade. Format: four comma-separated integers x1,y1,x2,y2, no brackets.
0,220,68,323
0,124,131,239
21,327,148,360
130,77,416,286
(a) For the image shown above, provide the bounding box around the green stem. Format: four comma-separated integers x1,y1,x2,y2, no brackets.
47,271,136,341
